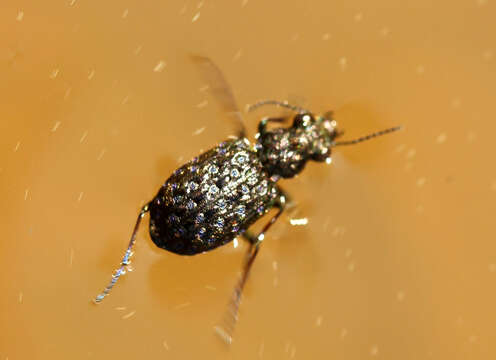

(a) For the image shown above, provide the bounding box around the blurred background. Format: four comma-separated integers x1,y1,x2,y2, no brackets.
1,0,495,359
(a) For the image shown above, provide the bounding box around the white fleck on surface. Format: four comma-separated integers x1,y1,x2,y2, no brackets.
370,345,379,356
273,277,278,287
291,33,300,41
380,26,390,36
340,328,348,339
115,306,127,311
64,87,72,100
339,57,348,71
153,60,167,73
476,0,488,6
289,217,308,226
451,97,461,108
192,12,201,22
467,131,477,143
345,248,353,258
483,49,493,61
163,340,169,350
174,302,191,310
258,341,264,358
272,261,278,271
491,181,496,191
79,131,88,143
24,188,29,200
16,11,24,21
122,9,129,19
354,12,363,22
51,121,61,132
416,65,425,74
233,238,239,248
395,144,406,153
97,148,106,161
205,285,216,291
77,192,84,203
397,290,406,302
405,148,416,159
69,248,74,268
197,0,204,9
416,177,426,187
436,133,447,144
179,5,187,14
134,45,143,55
87,69,95,80
233,49,242,62
69,0,77,6
242,0,249,7
315,316,323,327
468,335,478,343
18,292,23,304
488,263,496,272
196,100,208,108
322,33,331,40
332,226,346,237
416,204,424,214
122,310,136,319
348,261,355,272
14,141,21,152
49,68,59,79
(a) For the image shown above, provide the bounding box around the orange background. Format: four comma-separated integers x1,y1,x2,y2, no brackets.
1,1,495,359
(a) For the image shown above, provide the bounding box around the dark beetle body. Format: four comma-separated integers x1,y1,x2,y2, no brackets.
94,56,401,344
149,138,278,255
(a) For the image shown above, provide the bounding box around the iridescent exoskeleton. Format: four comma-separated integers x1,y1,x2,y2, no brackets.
94,56,401,344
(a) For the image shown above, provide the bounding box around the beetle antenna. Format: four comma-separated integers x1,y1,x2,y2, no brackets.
333,126,402,146
93,203,150,304
247,100,309,114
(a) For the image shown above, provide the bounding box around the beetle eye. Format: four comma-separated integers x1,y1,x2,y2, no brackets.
293,113,314,128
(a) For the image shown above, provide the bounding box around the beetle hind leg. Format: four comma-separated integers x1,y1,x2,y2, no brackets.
93,203,150,304
215,190,287,344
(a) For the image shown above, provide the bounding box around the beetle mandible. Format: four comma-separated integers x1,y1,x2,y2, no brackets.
94,55,401,344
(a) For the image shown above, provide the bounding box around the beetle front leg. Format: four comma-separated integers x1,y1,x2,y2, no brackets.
215,190,286,344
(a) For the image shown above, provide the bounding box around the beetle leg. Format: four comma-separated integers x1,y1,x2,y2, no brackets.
215,191,286,344
93,203,150,304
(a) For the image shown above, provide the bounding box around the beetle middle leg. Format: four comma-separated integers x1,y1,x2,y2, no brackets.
215,189,287,344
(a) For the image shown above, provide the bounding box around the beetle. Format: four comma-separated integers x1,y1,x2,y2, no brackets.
94,55,401,343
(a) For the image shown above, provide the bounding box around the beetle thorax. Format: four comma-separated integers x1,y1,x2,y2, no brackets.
256,113,337,178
